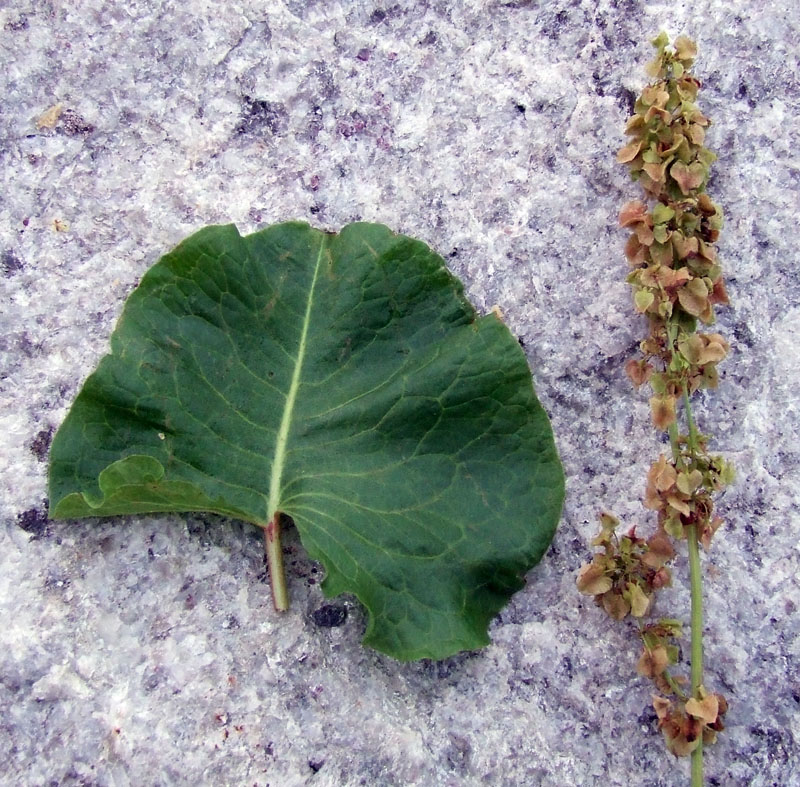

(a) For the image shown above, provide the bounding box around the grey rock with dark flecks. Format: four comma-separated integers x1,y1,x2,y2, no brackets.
1,1,797,785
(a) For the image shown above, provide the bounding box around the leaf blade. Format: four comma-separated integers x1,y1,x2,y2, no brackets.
49,222,564,660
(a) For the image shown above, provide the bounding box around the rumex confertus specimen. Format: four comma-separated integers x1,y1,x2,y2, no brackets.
578,33,732,784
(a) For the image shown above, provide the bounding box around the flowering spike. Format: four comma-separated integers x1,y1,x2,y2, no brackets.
577,34,731,778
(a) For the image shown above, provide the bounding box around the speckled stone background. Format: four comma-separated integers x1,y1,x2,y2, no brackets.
1,1,798,785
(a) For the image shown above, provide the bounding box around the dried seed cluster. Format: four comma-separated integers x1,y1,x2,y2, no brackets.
578,33,731,761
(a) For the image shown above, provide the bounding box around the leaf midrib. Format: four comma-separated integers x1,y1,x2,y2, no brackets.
266,233,328,521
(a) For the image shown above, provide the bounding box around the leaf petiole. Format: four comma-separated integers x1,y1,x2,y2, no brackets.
265,514,290,611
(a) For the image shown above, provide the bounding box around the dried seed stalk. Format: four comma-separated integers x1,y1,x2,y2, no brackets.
578,33,732,785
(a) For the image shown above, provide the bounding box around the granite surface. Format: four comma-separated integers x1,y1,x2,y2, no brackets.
1,1,799,785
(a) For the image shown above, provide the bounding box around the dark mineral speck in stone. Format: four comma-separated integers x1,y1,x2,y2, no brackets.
312,604,348,627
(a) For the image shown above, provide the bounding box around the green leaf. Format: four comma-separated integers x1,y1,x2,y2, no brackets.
48,222,565,661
